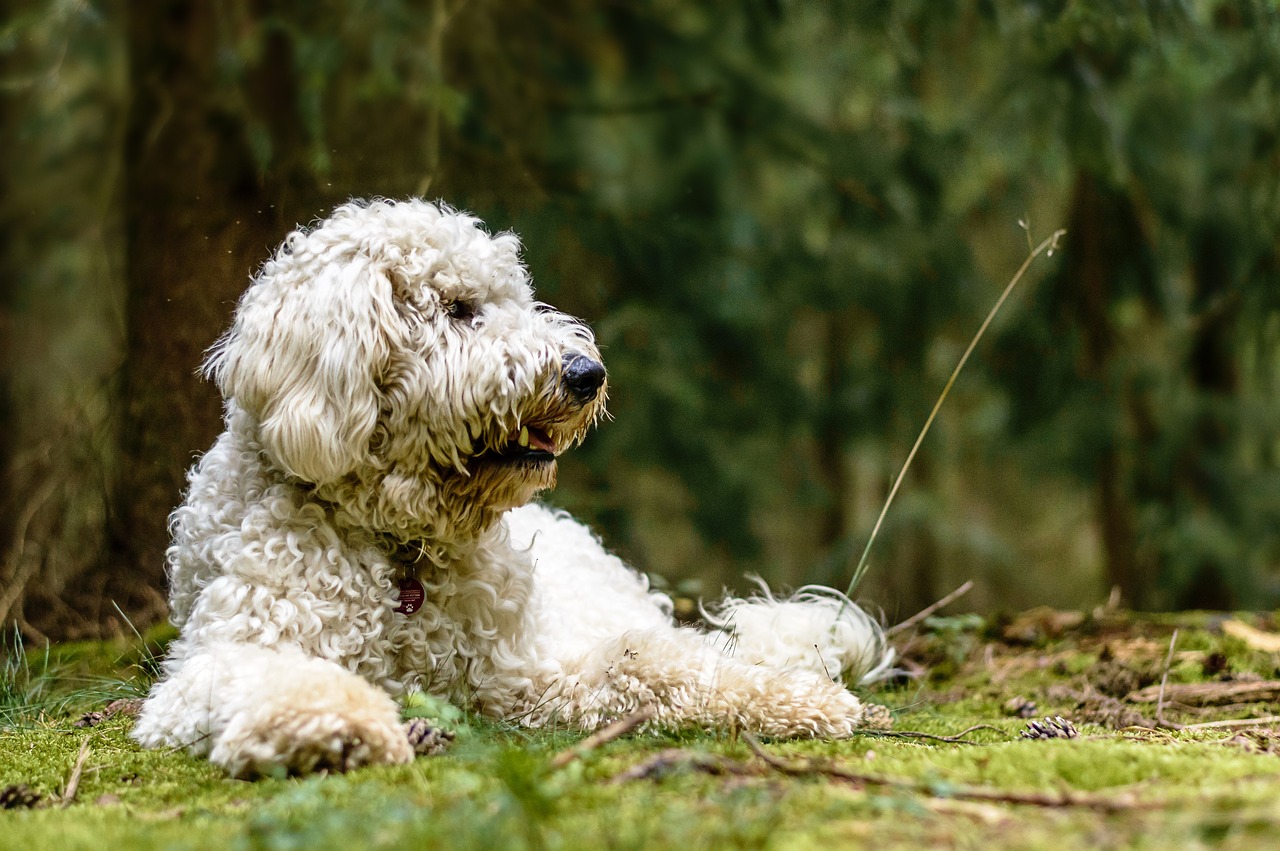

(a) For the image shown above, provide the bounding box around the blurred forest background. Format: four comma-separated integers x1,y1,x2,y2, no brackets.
2,0,1279,641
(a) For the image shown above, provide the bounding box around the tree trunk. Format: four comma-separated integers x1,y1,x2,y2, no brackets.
89,2,315,633
1169,226,1242,609
1064,172,1145,606
0,1,127,640
817,311,856,552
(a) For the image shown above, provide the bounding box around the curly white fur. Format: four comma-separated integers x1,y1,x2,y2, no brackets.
132,198,892,777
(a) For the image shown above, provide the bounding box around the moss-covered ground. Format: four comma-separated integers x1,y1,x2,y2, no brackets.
6,609,1280,849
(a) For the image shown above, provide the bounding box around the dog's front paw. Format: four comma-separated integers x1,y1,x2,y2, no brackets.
215,706,415,778
404,718,455,756
205,661,416,777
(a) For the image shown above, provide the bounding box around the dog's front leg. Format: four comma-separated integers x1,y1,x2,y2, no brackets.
133,640,414,777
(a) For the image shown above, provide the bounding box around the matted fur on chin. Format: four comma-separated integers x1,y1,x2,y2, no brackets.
131,197,893,778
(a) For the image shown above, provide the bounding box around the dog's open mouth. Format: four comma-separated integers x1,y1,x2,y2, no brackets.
476,423,558,465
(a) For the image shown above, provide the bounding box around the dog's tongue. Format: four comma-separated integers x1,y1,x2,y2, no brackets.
528,428,555,453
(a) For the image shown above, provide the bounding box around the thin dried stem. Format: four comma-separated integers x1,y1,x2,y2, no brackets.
865,723,1001,744
549,707,654,769
741,731,1153,812
887,580,975,637
1182,715,1280,731
60,736,92,808
1156,629,1179,724
846,228,1066,596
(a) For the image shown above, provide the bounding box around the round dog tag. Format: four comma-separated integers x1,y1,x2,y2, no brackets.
396,578,425,615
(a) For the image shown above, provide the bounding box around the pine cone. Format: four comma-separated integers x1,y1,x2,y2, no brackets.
0,784,41,810
860,703,893,730
1020,716,1079,740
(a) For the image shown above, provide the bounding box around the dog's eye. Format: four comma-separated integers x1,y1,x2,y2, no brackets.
444,300,476,322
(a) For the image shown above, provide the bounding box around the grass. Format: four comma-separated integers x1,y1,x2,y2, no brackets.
5,611,1280,849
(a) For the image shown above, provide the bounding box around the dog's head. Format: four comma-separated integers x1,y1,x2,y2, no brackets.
207,199,607,539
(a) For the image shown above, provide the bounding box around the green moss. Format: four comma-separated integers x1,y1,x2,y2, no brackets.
7,616,1280,848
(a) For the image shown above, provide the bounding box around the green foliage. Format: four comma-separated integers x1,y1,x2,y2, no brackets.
0,627,160,730
5,0,1280,634
979,1,1280,607
0,631,55,728
490,0,1280,609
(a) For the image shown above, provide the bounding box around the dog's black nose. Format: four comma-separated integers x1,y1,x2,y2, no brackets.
562,354,606,402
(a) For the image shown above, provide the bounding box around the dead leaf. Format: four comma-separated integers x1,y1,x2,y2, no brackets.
1223,620,1280,653
1002,607,1085,643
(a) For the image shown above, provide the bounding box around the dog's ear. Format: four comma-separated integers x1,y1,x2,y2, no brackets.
206,254,391,484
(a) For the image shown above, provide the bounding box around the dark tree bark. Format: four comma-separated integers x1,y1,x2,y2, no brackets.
1,1,128,640
1168,226,1242,609
1065,176,1246,610
1063,172,1146,607
90,2,317,630
0,36,16,631
817,311,856,553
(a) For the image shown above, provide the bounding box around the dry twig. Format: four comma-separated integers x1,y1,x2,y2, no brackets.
608,748,752,783
1128,681,1280,707
741,732,1154,812
864,724,1001,744
887,581,975,637
1222,619,1280,652
845,228,1066,596
1156,629,1179,723
60,736,91,808
549,707,654,769
1179,715,1280,731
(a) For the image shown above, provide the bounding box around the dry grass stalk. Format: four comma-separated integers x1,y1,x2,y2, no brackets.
549,707,655,769
846,228,1067,596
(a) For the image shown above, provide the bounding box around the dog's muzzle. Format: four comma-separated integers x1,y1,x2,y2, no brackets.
562,353,606,404
472,353,605,468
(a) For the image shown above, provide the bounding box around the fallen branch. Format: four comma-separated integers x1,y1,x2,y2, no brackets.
608,748,751,783
60,736,91,808
1179,715,1280,731
864,724,1002,744
1128,681,1280,707
741,732,1155,812
1047,684,1169,730
549,707,654,769
887,581,976,637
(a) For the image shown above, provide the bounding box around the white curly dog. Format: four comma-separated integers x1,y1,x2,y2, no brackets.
132,199,890,777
